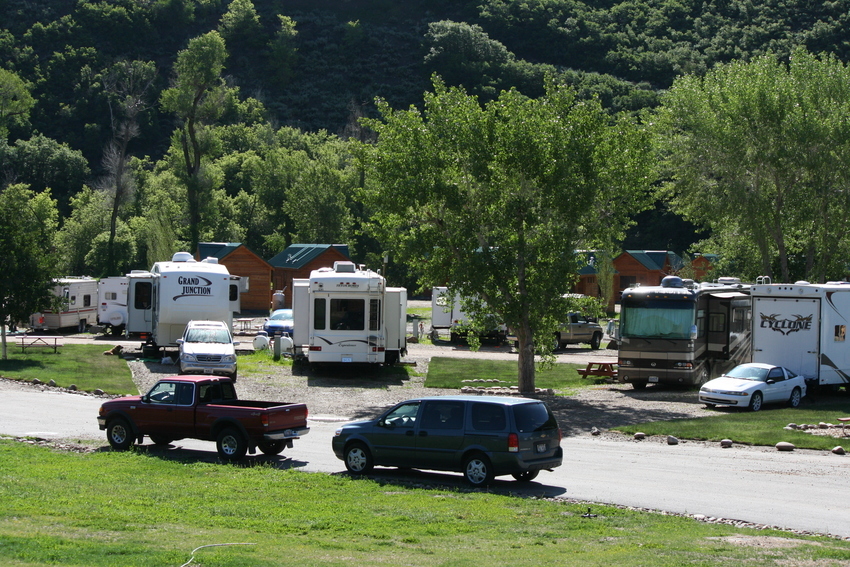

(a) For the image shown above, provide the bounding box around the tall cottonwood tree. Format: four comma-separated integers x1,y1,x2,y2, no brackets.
160,31,228,251
657,49,850,282
101,60,155,275
361,77,653,392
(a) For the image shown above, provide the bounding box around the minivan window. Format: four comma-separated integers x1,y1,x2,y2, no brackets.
470,402,507,431
420,401,465,430
512,402,558,433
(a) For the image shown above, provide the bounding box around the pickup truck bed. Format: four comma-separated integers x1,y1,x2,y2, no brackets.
97,375,309,460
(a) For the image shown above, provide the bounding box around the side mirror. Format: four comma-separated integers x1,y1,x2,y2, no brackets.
233,341,240,346
141,394,150,403
176,339,184,345
690,325,698,340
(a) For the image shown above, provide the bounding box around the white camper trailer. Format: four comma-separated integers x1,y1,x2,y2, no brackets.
750,280,850,390
97,276,129,334
30,277,98,332
126,252,243,356
291,261,407,365
430,286,507,343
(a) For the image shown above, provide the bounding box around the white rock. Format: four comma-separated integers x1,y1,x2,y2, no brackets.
634,432,646,440
667,435,679,445
720,439,733,448
832,446,846,455
775,442,795,451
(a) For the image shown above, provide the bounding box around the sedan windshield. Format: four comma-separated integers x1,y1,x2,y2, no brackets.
725,366,770,382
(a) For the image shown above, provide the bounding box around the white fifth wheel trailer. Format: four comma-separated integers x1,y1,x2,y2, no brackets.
30,277,98,332
291,261,407,365
97,276,129,335
125,252,244,356
430,286,507,343
750,280,850,391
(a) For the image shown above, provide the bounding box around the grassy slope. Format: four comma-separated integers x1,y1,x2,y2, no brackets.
1,440,849,566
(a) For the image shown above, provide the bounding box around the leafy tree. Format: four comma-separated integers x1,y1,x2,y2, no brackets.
1,134,90,216
361,77,654,392
54,186,110,276
656,50,850,282
267,15,298,88
0,184,59,359
0,68,35,137
160,30,228,251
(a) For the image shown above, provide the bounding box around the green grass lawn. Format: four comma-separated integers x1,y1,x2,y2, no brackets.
0,343,135,395
1,440,849,566
614,401,850,451
424,356,591,392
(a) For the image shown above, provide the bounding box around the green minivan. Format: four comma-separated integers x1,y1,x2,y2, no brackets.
332,395,563,486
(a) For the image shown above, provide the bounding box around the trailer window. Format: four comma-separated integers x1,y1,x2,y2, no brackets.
836,325,846,342
314,298,326,330
331,299,365,330
369,299,381,331
229,284,238,302
83,294,92,307
134,282,152,310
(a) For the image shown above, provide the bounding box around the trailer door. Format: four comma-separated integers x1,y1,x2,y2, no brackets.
752,297,820,378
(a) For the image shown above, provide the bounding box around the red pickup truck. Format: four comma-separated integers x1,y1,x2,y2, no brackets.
97,376,309,461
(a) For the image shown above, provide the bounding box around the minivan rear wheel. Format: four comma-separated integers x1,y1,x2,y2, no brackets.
511,470,539,482
463,453,494,487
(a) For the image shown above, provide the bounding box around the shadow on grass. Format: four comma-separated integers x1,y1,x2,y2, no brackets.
96,442,311,470
98,442,568,498
0,358,49,372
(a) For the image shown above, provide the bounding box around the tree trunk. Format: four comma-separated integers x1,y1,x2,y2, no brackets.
515,325,536,394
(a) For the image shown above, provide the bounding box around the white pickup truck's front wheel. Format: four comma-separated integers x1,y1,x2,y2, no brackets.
216,427,248,461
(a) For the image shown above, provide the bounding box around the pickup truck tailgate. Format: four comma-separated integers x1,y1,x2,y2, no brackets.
267,403,308,432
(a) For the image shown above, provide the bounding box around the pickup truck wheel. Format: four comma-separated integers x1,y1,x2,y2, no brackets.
590,332,602,350
257,440,285,456
216,427,248,461
344,442,374,474
106,418,133,451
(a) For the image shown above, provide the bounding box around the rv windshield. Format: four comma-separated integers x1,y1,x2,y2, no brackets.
621,300,695,339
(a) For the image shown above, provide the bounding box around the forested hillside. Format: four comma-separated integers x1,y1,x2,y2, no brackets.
2,0,849,286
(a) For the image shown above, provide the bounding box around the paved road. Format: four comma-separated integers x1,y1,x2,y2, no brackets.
2,381,848,539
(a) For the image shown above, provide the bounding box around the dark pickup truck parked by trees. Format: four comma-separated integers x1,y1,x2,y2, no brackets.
97,376,309,461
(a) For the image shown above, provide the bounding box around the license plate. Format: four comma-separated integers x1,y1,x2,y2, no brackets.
341,356,352,363
648,376,659,383
536,443,547,453
204,368,214,374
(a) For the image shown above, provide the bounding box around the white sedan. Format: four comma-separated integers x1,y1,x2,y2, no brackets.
698,363,806,411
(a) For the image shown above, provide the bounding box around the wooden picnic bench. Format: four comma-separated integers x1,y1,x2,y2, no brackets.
15,335,64,353
577,361,618,379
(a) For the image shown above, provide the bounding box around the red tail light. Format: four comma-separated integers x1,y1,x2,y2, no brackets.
261,414,269,427
309,346,322,351
508,433,519,452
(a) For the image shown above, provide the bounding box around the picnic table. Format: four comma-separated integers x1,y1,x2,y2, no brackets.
15,335,64,353
577,361,618,379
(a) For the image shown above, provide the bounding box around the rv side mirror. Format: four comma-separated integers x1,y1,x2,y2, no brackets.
690,325,698,340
